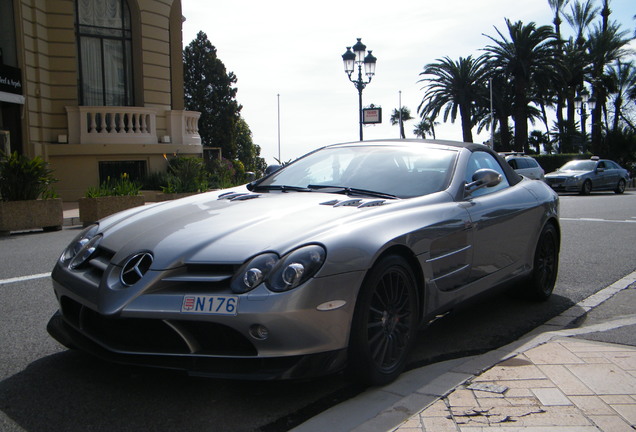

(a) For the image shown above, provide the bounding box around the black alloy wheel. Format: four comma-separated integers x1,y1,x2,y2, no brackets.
525,223,559,301
615,179,626,194
580,180,592,195
348,255,418,386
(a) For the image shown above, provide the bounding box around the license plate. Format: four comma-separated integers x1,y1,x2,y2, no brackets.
181,295,238,315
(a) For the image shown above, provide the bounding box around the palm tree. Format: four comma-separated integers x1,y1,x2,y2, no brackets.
586,21,632,154
418,55,488,143
548,0,570,144
606,61,636,132
390,107,413,139
484,20,560,153
413,117,438,139
565,0,598,45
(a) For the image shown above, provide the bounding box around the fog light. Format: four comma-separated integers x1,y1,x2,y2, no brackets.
249,324,269,340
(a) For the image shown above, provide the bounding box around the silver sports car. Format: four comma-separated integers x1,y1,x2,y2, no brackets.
47,139,560,385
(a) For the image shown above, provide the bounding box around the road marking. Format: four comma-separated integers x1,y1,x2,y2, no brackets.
0,272,51,286
561,217,636,223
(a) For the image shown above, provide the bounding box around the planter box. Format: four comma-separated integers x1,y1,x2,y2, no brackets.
0,199,63,235
79,195,145,226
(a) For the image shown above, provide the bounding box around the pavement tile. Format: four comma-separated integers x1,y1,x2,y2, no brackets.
569,395,616,415
579,355,613,364
589,414,634,432
530,388,572,406
505,388,534,398
419,399,450,417
537,364,594,395
515,405,592,427
421,415,458,431
609,403,636,426
492,379,555,389
559,339,631,353
566,363,636,394
600,395,635,404
448,389,479,407
524,342,586,365
605,351,636,371
473,363,546,382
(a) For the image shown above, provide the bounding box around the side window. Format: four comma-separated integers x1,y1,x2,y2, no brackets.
507,159,518,169
465,151,510,197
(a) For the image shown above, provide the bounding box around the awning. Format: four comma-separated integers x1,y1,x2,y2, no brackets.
0,91,25,104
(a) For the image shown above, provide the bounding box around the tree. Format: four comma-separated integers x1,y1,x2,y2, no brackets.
390,107,413,139
235,117,267,175
418,55,488,143
586,21,632,155
413,117,438,139
183,31,242,159
484,20,560,153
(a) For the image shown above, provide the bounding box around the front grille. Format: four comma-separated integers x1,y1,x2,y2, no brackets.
60,296,257,356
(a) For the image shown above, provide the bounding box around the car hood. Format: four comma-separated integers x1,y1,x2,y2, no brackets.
97,188,419,270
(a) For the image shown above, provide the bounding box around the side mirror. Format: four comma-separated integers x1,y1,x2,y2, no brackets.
465,168,502,194
265,164,282,176
245,171,256,182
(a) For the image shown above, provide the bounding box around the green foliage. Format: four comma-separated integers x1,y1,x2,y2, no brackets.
141,171,170,191
207,157,238,189
183,31,242,159
85,173,141,197
0,151,58,201
162,156,209,194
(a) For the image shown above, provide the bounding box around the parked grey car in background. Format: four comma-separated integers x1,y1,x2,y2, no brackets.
48,139,560,385
545,156,630,195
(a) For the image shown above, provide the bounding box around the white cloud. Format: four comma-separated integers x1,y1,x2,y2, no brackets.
182,0,635,163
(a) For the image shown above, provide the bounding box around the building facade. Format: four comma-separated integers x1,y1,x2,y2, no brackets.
0,0,201,200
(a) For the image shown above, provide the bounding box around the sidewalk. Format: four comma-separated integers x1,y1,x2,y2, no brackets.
293,272,636,432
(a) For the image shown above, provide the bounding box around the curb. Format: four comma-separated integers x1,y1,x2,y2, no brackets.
291,270,636,432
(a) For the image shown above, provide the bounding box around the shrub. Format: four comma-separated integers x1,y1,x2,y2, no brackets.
0,151,58,201
85,173,141,197
162,156,209,193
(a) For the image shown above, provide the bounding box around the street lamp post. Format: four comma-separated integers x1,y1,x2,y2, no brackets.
342,38,377,141
574,88,596,142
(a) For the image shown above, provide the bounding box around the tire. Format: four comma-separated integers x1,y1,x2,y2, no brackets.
348,255,418,386
580,180,592,195
524,223,559,301
615,179,626,194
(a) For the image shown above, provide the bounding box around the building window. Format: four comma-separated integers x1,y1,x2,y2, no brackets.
99,160,146,184
76,0,133,106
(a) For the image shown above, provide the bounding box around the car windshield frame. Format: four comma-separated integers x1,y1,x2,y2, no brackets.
253,144,459,199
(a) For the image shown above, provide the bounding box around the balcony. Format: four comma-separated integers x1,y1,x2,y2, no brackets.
65,106,200,145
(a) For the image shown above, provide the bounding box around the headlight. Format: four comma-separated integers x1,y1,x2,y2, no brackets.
268,245,326,292
565,176,580,185
60,224,100,268
231,253,278,293
230,245,326,294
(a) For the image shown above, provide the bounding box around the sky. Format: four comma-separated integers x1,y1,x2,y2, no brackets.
181,0,636,164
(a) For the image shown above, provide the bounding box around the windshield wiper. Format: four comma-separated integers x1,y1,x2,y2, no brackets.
251,184,313,193
307,185,398,200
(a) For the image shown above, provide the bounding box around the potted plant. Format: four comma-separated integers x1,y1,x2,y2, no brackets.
78,173,145,226
0,151,63,235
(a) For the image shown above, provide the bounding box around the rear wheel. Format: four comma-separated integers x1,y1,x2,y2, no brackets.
524,223,559,301
348,255,418,386
615,179,626,194
580,180,592,195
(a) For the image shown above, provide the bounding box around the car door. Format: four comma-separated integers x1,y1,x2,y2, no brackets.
462,151,539,283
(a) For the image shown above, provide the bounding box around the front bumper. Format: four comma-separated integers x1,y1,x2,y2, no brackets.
47,311,347,379
49,262,365,379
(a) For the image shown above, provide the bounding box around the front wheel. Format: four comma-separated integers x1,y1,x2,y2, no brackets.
615,179,626,194
524,223,559,301
348,255,418,386
580,180,592,195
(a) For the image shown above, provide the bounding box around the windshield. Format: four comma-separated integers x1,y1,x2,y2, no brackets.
559,160,597,171
256,145,458,198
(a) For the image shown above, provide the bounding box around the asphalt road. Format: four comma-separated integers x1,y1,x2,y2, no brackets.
1,191,635,431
